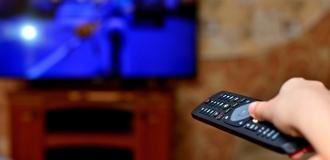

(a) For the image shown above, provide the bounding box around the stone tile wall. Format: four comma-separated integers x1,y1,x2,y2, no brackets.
174,11,330,160
200,0,330,58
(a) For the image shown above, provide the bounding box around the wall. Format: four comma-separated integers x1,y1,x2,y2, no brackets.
200,0,330,58
174,0,330,160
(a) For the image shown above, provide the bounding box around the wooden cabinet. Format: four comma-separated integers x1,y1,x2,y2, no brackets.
9,90,173,160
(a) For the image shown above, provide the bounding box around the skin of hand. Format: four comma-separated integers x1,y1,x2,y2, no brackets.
248,78,330,160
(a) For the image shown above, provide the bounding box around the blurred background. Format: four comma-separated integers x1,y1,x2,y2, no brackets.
0,0,329,160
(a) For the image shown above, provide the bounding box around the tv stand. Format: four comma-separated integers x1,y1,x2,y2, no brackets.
9,89,173,160
29,79,172,90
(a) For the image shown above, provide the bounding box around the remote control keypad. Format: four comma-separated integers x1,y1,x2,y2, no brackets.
199,93,282,141
244,122,280,141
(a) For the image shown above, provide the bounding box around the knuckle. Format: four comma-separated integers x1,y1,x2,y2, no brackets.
286,77,305,84
311,81,325,87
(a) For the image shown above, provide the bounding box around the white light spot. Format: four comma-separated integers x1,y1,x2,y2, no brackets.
21,25,38,41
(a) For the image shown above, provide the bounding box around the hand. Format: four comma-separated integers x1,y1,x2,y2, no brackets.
248,78,330,160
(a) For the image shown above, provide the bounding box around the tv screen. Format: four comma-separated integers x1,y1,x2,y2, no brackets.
0,0,196,80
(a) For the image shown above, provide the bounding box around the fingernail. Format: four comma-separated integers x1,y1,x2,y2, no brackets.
248,102,257,114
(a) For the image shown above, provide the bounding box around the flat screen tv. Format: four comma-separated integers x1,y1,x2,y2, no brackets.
0,0,197,81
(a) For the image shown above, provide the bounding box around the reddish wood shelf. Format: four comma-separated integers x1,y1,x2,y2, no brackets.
9,90,173,160
46,133,135,149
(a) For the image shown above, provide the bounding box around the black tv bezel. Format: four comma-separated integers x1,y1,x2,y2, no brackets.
27,76,197,90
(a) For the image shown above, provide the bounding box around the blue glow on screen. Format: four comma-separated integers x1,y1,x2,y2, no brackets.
122,18,196,77
0,1,196,79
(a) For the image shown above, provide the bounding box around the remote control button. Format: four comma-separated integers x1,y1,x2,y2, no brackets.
218,102,225,108
213,111,219,117
232,102,239,107
262,128,271,136
216,112,225,120
249,124,256,130
230,104,251,122
201,108,207,114
253,125,259,131
266,130,276,139
226,118,249,127
271,132,280,141
245,123,251,128
206,109,211,114
238,121,245,126
223,103,230,108
244,122,259,132
245,99,252,103
239,98,246,103
224,108,232,113
257,127,265,135
234,97,239,101
210,101,217,107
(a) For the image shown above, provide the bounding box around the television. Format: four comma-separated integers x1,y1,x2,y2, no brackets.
0,0,197,82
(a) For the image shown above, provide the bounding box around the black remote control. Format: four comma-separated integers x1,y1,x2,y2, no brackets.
191,91,311,155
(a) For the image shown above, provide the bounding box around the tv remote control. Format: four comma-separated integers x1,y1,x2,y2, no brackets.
191,91,311,155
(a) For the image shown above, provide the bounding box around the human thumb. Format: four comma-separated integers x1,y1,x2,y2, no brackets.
248,101,273,121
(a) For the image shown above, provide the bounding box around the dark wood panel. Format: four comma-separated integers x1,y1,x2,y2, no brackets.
46,133,135,149
10,89,173,160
